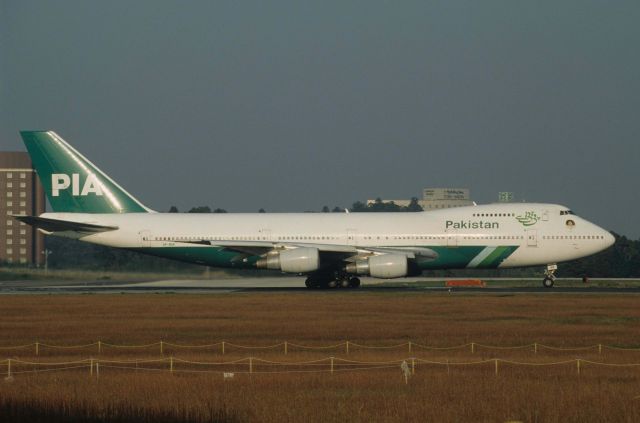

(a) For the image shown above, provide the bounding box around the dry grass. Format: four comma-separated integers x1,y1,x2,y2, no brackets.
1,292,640,422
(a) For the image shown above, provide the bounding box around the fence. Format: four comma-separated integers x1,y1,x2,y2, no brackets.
1,341,640,356
4,356,640,380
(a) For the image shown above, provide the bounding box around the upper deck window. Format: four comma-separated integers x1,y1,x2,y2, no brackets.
560,210,575,215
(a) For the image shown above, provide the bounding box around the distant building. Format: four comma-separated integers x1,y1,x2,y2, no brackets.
0,152,46,266
367,187,474,210
498,192,514,203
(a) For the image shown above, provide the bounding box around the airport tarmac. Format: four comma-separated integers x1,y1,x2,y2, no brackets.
1,277,640,294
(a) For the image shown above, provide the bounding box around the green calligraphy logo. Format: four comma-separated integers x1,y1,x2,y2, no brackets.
515,211,540,226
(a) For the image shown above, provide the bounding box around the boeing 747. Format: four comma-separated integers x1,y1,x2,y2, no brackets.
14,131,615,288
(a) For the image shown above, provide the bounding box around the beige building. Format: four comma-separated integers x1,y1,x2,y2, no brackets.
367,187,474,210
0,152,46,266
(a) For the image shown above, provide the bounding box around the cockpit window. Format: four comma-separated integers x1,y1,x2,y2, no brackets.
560,210,575,215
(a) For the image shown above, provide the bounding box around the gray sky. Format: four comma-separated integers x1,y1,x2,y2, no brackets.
1,1,639,237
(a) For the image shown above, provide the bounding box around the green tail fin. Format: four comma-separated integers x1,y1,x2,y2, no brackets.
20,131,151,213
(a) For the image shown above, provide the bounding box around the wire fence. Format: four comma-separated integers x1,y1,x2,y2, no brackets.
0,341,639,356
3,356,640,380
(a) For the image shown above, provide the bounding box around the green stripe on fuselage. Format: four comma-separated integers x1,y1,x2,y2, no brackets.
476,246,518,268
130,246,258,269
129,245,519,271
417,246,485,269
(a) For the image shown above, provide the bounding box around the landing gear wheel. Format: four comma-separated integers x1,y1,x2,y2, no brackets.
543,264,558,289
339,278,350,288
348,277,361,288
305,276,325,289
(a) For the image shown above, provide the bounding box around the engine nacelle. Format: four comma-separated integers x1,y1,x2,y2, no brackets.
346,254,409,279
256,247,320,273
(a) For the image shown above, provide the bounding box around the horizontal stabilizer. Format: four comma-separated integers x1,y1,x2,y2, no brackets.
11,215,119,233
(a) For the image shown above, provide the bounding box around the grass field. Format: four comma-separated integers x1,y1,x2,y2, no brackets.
0,292,639,422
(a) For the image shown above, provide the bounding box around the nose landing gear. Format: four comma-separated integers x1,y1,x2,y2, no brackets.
543,264,557,288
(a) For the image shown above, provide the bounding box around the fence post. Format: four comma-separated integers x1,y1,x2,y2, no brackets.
96,362,100,379
598,344,602,354
249,357,253,374
222,341,225,355
471,342,475,353
284,341,288,355
7,358,11,379
90,358,93,377
534,342,537,354
170,356,174,374
408,341,412,353
331,357,334,374
35,341,39,356
160,341,164,355
411,358,415,375
577,359,581,375
495,359,498,376
98,341,102,354
346,341,349,355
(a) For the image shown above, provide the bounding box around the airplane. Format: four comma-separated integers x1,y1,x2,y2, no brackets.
14,131,615,289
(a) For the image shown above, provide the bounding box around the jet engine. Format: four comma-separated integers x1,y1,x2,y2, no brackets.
256,247,320,273
345,254,409,279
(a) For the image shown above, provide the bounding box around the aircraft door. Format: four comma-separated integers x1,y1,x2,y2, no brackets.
446,230,458,248
259,229,272,242
347,229,358,246
526,229,537,247
139,229,152,247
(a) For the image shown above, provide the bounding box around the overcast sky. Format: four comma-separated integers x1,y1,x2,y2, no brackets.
1,1,638,237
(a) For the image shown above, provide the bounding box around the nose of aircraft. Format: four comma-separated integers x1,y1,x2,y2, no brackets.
603,230,615,248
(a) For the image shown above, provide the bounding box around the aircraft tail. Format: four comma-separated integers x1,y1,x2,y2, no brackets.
20,131,152,213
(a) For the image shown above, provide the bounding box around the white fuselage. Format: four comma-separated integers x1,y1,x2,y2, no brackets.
42,203,614,270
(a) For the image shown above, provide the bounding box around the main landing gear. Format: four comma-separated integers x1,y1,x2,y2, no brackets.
542,264,557,288
305,274,361,289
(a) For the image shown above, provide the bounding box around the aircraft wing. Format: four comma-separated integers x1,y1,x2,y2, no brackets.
11,215,119,234
182,239,437,262
363,247,438,260
176,240,358,257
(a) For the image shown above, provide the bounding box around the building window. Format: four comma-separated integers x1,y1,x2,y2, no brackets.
20,229,26,235
19,248,26,255
20,238,26,245
19,201,25,207
6,220,12,226
19,258,27,264
6,192,12,198
6,201,12,207
6,173,12,178
6,182,12,188
6,239,12,245
6,248,12,255
6,210,12,215
19,182,25,188
19,192,25,198
20,173,25,179
6,229,12,235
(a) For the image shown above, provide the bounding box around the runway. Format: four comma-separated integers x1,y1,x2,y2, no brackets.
1,277,640,294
